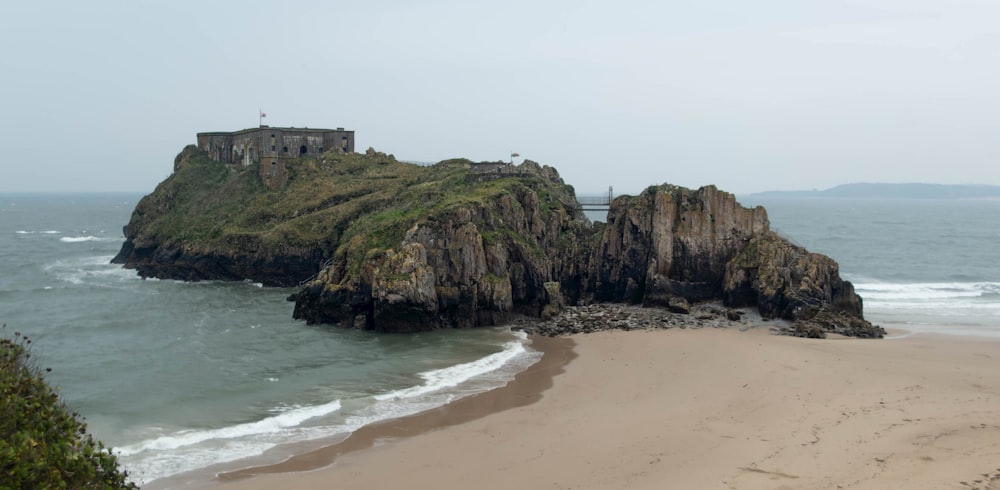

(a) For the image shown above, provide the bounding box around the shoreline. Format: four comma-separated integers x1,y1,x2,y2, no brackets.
218,334,577,481
147,334,576,489
206,325,1000,490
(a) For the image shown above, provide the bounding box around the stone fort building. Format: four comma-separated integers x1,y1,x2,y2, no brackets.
196,126,355,187
197,126,355,167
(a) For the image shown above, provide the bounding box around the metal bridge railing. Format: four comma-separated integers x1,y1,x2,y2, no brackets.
577,187,614,209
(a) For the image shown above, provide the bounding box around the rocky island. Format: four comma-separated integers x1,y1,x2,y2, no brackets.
113,142,884,338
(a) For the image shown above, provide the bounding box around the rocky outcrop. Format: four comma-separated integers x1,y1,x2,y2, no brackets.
723,231,884,338
585,185,881,338
516,301,879,339
516,302,756,336
290,167,595,332
723,232,859,319
116,146,881,337
113,146,334,286
771,310,885,339
592,185,769,305
112,233,327,287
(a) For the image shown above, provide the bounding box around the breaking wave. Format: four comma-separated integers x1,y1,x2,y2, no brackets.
118,331,541,484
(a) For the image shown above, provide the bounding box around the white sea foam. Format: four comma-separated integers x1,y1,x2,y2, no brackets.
118,399,343,456
857,281,1000,337
375,331,534,402
856,282,1000,309
60,235,120,243
122,440,281,486
44,255,139,286
340,331,542,446
118,399,344,482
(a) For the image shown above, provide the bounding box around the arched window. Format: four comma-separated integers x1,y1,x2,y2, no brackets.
299,145,308,156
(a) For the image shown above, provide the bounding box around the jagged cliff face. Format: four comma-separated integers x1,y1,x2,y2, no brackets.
114,146,332,286
592,185,769,305
724,231,863,320
589,185,882,337
723,231,882,338
291,169,596,332
116,146,882,337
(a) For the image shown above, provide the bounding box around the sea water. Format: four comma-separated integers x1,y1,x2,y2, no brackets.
2,193,998,485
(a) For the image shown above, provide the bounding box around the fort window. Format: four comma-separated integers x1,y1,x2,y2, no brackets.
319,147,324,153
282,146,288,153
299,145,308,156
271,145,276,151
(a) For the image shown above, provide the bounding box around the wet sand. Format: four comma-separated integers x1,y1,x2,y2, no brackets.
209,327,1000,490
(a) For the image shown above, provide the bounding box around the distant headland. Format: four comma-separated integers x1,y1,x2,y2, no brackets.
750,183,1000,200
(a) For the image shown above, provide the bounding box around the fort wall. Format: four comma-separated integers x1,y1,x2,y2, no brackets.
196,127,355,168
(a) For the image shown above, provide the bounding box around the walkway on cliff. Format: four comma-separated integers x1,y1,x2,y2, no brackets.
577,187,614,211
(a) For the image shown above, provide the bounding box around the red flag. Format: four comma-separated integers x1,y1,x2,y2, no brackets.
511,152,519,157
260,112,267,118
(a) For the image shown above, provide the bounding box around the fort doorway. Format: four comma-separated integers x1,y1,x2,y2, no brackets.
299,145,308,156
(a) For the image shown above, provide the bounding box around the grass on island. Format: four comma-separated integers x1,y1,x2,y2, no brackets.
130,149,586,277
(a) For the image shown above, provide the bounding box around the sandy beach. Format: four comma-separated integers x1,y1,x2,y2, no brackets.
205,325,1000,490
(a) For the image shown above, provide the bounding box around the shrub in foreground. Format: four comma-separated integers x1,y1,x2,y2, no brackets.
0,326,138,488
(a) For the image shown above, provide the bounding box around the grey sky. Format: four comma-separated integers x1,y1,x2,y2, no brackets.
3,0,998,195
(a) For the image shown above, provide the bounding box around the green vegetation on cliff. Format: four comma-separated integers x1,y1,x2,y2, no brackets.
1,327,137,488
117,147,588,287
135,148,464,252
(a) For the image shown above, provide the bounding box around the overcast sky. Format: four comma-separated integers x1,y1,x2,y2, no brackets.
2,1,998,195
